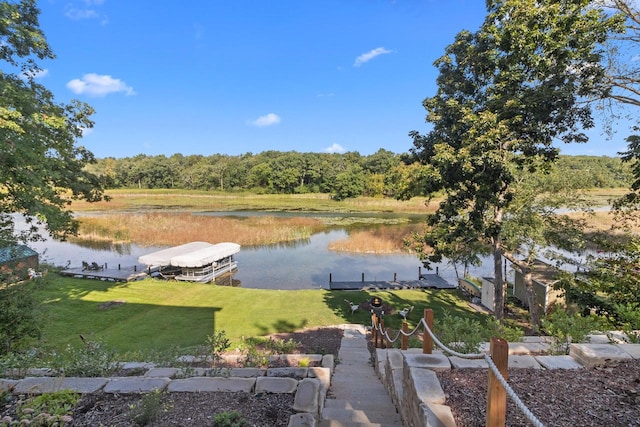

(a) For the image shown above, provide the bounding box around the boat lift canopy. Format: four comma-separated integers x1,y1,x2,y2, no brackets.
138,242,240,268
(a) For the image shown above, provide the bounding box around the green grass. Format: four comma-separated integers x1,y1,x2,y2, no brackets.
32,274,485,353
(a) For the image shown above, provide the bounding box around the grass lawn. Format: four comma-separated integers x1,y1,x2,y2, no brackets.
32,274,486,354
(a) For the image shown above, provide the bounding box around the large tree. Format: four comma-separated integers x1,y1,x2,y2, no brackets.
0,0,107,246
408,0,623,321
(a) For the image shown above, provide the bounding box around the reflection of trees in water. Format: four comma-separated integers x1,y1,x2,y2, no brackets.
213,273,241,287
70,239,132,255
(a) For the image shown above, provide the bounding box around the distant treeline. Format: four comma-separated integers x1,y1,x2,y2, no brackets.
87,150,632,200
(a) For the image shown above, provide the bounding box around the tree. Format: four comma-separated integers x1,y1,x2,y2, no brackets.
408,0,623,322
0,0,108,246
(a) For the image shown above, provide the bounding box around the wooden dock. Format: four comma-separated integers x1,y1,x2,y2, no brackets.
329,274,456,291
60,266,149,282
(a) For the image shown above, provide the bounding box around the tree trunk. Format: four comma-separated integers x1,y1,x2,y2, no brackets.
492,238,504,323
523,269,540,328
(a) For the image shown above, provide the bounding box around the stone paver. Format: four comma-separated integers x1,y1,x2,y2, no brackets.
406,367,446,405
449,355,488,369
616,343,640,359
145,367,180,378
535,355,584,370
508,354,542,369
570,343,634,367
293,378,321,414
267,367,308,379
13,377,108,394
404,352,451,372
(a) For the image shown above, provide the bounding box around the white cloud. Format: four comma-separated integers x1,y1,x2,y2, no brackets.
324,143,346,154
65,0,107,23
354,47,392,67
249,113,281,127
66,73,135,97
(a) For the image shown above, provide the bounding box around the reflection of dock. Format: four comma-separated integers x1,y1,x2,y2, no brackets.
60,266,148,282
329,274,456,291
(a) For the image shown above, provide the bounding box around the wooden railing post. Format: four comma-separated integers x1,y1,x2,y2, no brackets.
385,326,391,349
401,321,408,350
379,317,385,348
486,337,509,427
371,313,378,348
422,308,433,354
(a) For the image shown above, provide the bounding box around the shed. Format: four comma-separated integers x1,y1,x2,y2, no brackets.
513,259,564,314
0,245,39,281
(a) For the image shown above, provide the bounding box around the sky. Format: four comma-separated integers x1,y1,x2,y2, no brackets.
29,0,632,159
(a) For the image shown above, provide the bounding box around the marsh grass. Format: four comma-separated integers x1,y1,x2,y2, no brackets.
70,189,434,214
329,225,424,254
74,213,324,247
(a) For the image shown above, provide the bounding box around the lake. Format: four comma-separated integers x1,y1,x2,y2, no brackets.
24,214,497,290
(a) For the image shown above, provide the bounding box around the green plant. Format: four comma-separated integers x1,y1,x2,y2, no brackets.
206,330,231,367
436,310,483,354
213,410,247,427
541,306,602,354
298,357,310,367
482,317,525,342
129,389,164,426
48,338,119,377
11,389,79,426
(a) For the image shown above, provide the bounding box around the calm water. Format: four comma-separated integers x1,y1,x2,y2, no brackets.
24,215,496,290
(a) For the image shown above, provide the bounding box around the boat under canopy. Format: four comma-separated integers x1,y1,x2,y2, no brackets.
138,242,240,283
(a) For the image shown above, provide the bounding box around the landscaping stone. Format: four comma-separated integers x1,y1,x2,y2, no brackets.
570,343,634,367
145,367,180,378
228,367,266,377
167,377,255,393
448,356,488,369
255,376,298,393
508,341,550,355
404,352,451,372
267,367,308,379
288,412,317,427
508,355,542,369
616,343,640,359
103,377,170,394
0,379,18,392
13,377,109,394
421,402,456,427
293,378,321,414
535,355,584,370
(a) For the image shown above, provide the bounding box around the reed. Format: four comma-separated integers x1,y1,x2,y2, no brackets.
74,213,324,247
328,225,423,254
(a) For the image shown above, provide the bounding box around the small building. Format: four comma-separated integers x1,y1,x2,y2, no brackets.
513,259,564,314
0,245,39,282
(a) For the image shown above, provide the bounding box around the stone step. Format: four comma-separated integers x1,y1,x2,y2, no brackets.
324,397,399,413
318,420,384,427
322,408,371,423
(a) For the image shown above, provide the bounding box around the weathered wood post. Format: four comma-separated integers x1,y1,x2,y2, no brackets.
379,317,385,348
422,308,433,354
401,321,408,350
371,313,378,348
486,337,509,427
385,326,392,349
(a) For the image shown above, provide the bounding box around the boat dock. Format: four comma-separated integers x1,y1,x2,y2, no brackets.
60,265,149,282
328,273,457,291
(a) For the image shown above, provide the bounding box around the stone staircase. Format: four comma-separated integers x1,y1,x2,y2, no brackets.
320,324,403,427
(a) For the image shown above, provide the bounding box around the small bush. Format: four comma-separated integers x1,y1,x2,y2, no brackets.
48,338,119,377
130,389,164,426
541,306,602,354
213,410,247,427
436,310,483,354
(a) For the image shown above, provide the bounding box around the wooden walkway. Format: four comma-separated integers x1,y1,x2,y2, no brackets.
328,274,456,291
60,266,149,282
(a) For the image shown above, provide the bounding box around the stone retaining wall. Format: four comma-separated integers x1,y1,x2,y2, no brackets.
0,354,335,427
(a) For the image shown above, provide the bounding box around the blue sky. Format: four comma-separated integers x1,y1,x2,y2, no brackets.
32,0,630,159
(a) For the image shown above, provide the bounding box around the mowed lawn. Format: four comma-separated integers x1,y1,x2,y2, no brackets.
32,274,485,353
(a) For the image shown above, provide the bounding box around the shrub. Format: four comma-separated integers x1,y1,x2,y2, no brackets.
541,305,602,354
130,389,164,426
436,310,483,354
213,410,247,427
48,338,119,377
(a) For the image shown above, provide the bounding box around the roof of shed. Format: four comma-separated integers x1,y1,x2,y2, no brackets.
0,245,38,263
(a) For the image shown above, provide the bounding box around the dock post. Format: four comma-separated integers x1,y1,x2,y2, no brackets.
105,263,108,269
118,264,121,270
436,266,439,275
361,273,364,282
418,266,422,279
134,265,137,272
394,272,397,282
329,273,332,283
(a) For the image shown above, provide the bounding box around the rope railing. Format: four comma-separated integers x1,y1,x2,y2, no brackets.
370,308,545,427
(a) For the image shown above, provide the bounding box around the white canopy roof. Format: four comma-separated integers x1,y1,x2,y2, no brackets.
138,242,240,267
171,242,240,268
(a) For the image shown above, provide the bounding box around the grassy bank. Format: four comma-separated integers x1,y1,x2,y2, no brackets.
33,274,483,353
70,189,435,214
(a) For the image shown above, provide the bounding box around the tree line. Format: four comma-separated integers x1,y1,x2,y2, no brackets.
85,151,632,200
